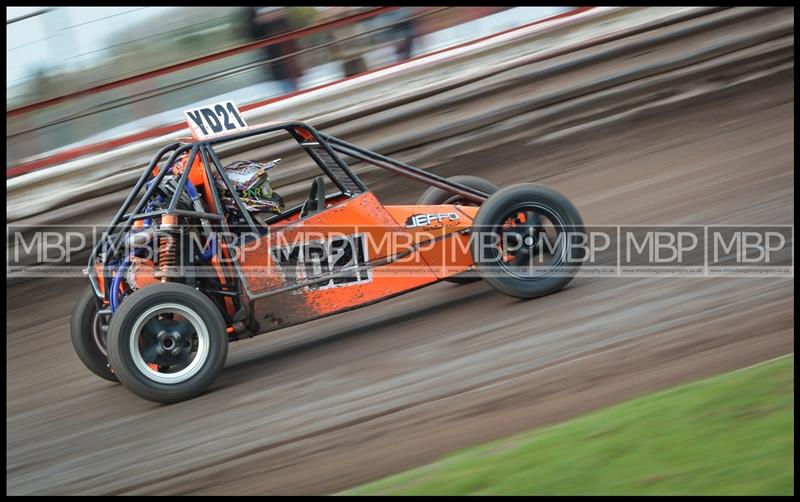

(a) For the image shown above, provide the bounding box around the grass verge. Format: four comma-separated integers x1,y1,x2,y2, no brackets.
343,355,794,495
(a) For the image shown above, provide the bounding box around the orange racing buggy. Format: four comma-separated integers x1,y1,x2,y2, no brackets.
71,103,585,403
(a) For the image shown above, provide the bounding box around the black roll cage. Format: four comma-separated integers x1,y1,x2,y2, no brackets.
87,120,490,299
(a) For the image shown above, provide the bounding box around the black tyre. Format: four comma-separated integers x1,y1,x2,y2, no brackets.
106,283,228,404
71,285,118,382
470,183,584,299
418,175,498,284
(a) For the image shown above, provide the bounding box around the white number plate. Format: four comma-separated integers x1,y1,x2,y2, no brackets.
183,100,248,140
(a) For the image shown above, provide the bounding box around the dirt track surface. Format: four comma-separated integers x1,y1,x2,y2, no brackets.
6,75,794,494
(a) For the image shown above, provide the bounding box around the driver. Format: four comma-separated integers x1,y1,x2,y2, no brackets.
216,159,285,215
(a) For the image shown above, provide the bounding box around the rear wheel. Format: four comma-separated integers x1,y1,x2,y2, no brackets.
71,286,117,382
471,183,584,298
107,283,228,404
417,175,498,283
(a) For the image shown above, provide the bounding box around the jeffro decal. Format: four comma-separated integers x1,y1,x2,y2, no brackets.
405,212,460,228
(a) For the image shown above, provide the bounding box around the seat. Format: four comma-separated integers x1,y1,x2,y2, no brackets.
299,176,326,219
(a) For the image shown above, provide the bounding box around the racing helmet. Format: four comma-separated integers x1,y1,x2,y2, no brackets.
215,159,285,214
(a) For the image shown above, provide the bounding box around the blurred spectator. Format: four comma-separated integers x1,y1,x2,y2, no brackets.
246,7,303,93
391,8,417,61
329,22,370,77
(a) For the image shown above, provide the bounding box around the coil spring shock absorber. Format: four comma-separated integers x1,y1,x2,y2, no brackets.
155,214,179,281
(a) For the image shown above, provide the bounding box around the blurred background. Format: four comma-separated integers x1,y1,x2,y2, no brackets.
6,6,793,496
6,6,569,166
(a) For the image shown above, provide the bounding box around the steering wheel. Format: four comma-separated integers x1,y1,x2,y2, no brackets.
300,176,326,218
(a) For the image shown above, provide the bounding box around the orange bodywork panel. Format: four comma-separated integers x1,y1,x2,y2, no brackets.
267,193,352,229
235,193,479,332
383,204,479,278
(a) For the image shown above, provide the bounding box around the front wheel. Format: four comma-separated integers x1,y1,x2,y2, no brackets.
107,283,228,404
470,183,585,299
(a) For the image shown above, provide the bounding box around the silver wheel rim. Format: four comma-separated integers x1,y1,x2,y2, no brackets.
129,303,210,384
